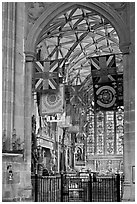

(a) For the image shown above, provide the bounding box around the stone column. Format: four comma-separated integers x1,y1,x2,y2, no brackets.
121,3,135,202
24,52,35,162
18,52,36,200
13,2,26,146
122,55,135,201
2,2,16,150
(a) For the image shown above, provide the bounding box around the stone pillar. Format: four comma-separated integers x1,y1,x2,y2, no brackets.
121,3,135,202
18,52,36,200
13,2,26,146
122,56,135,201
24,52,35,162
2,2,16,150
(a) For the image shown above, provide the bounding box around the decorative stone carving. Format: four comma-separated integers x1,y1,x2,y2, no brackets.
107,2,127,21
12,129,17,150
107,2,126,10
2,129,23,151
26,2,54,35
32,115,36,134
27,2,45,23
50,150,57,165
12,129,23,151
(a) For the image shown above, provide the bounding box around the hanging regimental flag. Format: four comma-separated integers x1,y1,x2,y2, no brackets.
94,81,118,111
91,54,117,83
70,85,85,106
91,54,123,111
33,60,63,91
40,84,64,115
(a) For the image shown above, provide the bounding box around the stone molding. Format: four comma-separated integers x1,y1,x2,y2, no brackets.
25,51,36,62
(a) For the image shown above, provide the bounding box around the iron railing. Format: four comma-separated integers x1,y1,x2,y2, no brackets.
31,173,124,202
31,174,61,202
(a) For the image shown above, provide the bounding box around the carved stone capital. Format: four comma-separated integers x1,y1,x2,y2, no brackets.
119,42,131,54
25,51,36,62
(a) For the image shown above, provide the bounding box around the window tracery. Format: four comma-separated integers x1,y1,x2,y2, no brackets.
86,107,124,156
116,107,124,155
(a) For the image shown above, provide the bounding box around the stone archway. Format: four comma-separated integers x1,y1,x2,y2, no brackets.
24,2,130,160
25,2,130,53
24,2,134,201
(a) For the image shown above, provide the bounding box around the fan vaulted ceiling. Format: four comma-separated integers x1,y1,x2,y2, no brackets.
36,7,123,86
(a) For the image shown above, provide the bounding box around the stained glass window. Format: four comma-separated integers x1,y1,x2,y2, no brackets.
106,111,115,155
87,107,124,156
116,107,124,155
96,111,104,155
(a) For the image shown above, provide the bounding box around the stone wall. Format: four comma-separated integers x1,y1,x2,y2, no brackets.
2,2,32,201
122,2,135,201
2,153,32,201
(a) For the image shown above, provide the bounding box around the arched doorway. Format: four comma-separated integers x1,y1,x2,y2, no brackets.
25,2,134,201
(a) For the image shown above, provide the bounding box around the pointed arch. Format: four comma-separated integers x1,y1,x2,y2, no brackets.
25,2,130,55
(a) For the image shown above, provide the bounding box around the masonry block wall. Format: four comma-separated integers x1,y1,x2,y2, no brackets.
2,2,32,201
2,154,32,201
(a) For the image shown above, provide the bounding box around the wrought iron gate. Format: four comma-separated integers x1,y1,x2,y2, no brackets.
61,173,123,202
32,173,124,202
61,173,89,202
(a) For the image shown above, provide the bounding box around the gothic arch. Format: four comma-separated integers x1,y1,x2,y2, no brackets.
25,2,130,55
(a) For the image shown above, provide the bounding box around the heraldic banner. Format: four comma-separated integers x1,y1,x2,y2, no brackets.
91,54,123,111
40,84,64,115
